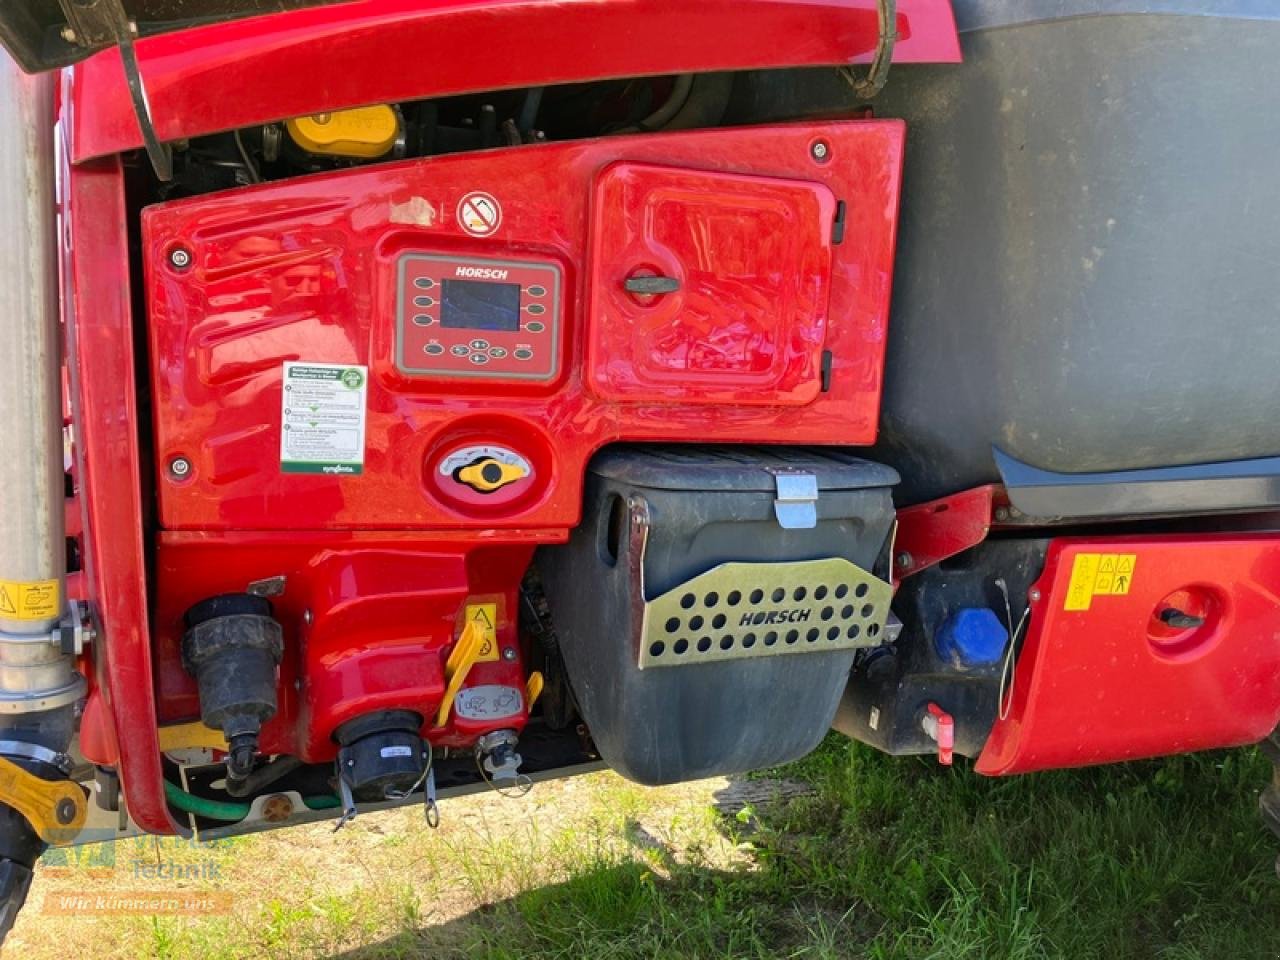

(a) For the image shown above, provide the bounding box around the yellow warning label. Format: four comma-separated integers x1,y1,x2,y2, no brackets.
464,602,500,662
1064,553,1137,611
0,579,61,621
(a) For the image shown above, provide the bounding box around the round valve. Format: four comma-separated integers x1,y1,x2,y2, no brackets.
457,457,529,493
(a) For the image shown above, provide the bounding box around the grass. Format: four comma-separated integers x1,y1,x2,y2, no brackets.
10,739,1280,959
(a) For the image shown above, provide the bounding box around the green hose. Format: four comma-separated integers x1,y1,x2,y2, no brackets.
302,794,341,810
163,779,250,821
164,779,342,821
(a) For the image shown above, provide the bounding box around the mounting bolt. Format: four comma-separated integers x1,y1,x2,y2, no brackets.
895,552,913,569
502,647,517,662
994,507,1011,522
168,247,192,270
60,26,77,44
55,797,77,825
1029,588,1042,602
810,140,831,162
168,456,192,479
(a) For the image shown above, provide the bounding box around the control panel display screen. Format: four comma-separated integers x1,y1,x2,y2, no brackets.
441,279,521,332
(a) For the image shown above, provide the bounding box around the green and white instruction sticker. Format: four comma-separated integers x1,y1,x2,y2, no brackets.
280,362,368,475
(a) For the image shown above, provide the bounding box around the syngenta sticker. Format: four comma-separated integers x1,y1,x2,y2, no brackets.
280,362,368,475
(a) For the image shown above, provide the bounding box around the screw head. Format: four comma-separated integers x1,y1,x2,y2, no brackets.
811,140,830,162
168,456,191,479
502,647,517,662
994,507,1011,522
1029,588,1042,602
895,552,913,569
168,247,192,270
303,609,314,626
55,797,77,825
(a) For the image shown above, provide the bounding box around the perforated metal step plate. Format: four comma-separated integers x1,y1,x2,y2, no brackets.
639,558,892,669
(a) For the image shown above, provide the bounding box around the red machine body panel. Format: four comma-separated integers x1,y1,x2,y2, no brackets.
142,121,905,532
152,533,541,761
66,0,961,163
977,535,1280,776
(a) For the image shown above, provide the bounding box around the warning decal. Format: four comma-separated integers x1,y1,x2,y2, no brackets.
1064,553,1137,611
0,578,61,621
463,602,501,662
456,192,502,238
280,362,368,475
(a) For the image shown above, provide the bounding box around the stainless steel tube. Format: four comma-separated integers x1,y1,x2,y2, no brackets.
0,52,83,712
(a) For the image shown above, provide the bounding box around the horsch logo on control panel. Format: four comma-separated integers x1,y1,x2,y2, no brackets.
455,265,509,280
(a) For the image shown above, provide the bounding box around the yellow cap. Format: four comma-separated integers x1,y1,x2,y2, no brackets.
285,105,400,159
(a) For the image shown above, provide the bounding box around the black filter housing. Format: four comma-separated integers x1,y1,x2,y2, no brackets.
182,594,284,777
537,447,897,785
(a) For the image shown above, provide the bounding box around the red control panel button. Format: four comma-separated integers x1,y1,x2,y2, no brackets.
396,253,562,381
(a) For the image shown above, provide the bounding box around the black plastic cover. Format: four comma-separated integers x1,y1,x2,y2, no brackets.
537,446,897,785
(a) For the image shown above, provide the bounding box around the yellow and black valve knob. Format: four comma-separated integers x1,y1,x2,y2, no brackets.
456,457,529,494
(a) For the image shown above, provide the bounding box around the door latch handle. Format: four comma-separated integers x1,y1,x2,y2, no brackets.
1159,608,1205,630
623,275,680,295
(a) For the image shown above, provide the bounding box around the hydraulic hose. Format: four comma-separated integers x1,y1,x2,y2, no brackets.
164,779,341,822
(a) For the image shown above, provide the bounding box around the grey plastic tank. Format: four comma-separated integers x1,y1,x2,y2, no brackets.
732,2,1280,509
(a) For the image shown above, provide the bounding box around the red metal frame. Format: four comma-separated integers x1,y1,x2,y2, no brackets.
61,147,177,833
56,0,962,835
67,0,960,163
977,534,1280,776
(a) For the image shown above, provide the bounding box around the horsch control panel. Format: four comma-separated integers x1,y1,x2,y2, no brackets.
396,253,562,381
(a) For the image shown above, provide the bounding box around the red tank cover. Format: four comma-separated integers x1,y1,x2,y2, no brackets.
978,534,1280,775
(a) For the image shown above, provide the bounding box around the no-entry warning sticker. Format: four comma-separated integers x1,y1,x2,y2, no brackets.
456,192,502,237
280,362,368,475
1064,553,1137,611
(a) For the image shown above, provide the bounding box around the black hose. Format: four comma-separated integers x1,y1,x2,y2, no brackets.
225,754,303,799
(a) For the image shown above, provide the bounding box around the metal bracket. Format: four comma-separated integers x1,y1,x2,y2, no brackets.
0,740,73,777
0,599,94,656
768,469,819,529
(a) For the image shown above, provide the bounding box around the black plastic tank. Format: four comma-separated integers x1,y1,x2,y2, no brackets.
537,447,898,785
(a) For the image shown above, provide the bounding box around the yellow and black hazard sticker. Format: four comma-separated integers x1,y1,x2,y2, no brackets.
0,579,60,621
463,602,501,662
1064,553,1136,611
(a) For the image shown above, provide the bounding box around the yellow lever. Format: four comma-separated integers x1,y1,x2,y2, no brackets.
437,620,486,727
525,672,544,708
457,458,529,493
0,757,86,846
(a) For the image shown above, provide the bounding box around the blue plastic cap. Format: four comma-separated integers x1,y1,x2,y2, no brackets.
934,607,1008,669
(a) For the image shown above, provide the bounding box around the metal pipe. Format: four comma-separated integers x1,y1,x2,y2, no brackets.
0,52,83,713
